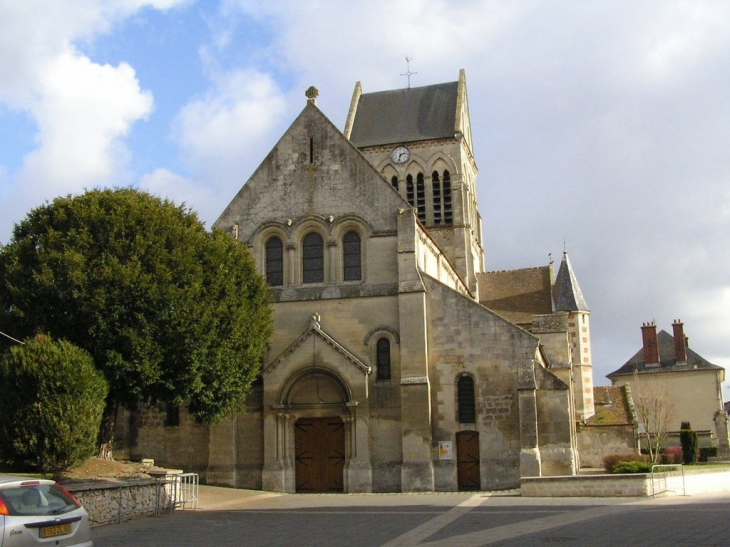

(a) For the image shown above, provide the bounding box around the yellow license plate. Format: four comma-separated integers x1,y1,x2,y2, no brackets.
40,523,71,538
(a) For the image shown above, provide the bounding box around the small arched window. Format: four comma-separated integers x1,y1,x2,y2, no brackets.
391,175,399,192
265,236,284,286
458,375,476,423
376,338,391,381
343,231,361,281
302,232,324,283
416,173,426,223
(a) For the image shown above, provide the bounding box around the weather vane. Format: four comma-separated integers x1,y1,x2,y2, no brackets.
401,57,417,89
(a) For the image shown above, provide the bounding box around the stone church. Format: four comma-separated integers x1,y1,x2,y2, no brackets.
119,70,595,492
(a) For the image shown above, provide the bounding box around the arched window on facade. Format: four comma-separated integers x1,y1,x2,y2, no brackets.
302,232,324,283
343,231,361,281
265,236,284,286
391,175,399,192
457,375,476,423
376,338,391,381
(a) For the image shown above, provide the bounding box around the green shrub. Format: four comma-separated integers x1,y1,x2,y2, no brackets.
680,423,699,465
699,446,718,462
661,446,683,464
0,335,108,476
603,453,649,473
612,461,654,474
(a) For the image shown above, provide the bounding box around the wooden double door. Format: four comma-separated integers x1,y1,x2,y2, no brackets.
295,417,345,493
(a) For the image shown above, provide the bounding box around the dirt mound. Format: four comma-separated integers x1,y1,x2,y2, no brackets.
62,458,151,480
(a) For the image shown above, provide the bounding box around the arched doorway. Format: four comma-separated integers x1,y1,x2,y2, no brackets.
456,430,480,490
285,370,349,493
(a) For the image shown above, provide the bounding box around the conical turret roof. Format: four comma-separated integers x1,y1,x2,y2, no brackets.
552,252,589,312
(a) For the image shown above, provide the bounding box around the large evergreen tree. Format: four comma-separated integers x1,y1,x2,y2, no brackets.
0,188,272,457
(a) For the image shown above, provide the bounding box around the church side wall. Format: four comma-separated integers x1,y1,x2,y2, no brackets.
423,276,534,491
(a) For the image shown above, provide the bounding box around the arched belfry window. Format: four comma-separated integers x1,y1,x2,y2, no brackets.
302,232,324,283
391,175,399,192
443,170,453,225
416,173,426,222
376,338,391,381
406,174,415,207
265,236,283,286
458,375,476,423
432,171,442,224
343,231,361,281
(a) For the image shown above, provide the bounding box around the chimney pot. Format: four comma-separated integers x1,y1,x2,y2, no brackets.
672,320,687,363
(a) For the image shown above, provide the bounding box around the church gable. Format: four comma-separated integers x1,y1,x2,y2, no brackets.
214,100,408,242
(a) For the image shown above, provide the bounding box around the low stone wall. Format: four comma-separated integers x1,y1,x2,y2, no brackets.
65,479,169,525
521,467,730,497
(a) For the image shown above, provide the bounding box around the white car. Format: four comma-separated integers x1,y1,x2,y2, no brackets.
0,475,93,546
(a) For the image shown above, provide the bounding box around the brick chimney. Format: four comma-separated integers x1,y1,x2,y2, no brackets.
672,319,687,363
641,321,660,365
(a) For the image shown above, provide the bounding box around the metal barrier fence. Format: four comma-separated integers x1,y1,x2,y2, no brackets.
156,472,199,513
650,464,685,497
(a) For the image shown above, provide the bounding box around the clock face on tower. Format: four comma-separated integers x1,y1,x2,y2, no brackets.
391,145,410,164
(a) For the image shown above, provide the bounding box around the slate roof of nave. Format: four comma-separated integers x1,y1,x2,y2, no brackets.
476,266,553,326
348,81,458,148
607,330,722,378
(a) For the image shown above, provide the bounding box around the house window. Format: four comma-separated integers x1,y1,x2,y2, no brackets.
376,338,391,380
458,375,476,423
302,232,324,283
343,231,361,281
265,236,284,286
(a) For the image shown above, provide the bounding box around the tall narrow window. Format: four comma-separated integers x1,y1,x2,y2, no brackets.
416,173,426,222
302,232,324,283
406,174,415,207
391,175,399,192
458,375,476,423
343,231,361,281
376,338,391,380
265,236,284,286
443,170,453,225
432,171,442,224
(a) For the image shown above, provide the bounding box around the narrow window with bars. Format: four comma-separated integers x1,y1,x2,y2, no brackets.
343,231,361,281
265,236,284,286
458,375,476,423
391,175,399,192
302,232,324,283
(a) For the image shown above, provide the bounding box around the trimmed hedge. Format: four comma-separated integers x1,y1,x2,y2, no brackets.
612,461,654,474
603,453,650,473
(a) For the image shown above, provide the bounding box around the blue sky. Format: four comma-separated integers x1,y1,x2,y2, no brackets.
1,0,729,391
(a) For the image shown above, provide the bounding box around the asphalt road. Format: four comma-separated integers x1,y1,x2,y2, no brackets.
91,487,730,547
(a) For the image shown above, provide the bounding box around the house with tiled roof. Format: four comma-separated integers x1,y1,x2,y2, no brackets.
607,321,729,451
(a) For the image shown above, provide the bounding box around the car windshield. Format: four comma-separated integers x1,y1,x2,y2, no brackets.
0,483,79,517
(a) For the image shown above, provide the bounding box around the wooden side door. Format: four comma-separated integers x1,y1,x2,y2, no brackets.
456,430,481,491
295,417,345,493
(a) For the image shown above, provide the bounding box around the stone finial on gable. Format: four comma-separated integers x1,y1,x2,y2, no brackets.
306,86,319,105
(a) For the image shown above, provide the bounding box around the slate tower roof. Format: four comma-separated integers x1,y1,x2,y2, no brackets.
552,252,589,312
347,81,459,148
